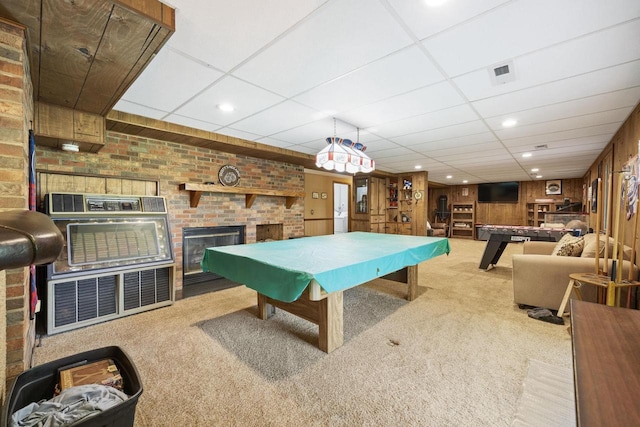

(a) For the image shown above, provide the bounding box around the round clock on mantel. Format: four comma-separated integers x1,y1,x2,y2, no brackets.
218,165,240,187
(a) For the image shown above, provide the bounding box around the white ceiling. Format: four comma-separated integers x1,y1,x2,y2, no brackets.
114,0,640,185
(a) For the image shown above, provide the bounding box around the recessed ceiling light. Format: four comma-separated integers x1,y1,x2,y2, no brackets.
424,0,448,6
522,152,532,158
463,180,468,184
531,168,539,172
217,103,235,112
446,175,452,179
536,175,543,179
502,119,517,128
414,165,422,170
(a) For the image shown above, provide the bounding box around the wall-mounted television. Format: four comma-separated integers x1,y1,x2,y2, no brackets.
478,181,519,203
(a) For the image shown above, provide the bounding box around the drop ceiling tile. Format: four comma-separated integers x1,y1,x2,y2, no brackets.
472,60,640,118
269,118,354,144
423,0,640,77
165,0,329,72
231,101,321,135
356,139,402,152
504,134,610,151
232,0,413,97
495,107,633,140
339,81,465,128
387,0,511,41
120,48,225,112
372,104,480,139
163,114,223,132
389,119,489,146
428,142,506,159
408,133,499,152
293,46,445,113
454,19,640,102
485,87,640,130
174,76,285,126
443,153,514,166
112,101,169,120
500,123,622,148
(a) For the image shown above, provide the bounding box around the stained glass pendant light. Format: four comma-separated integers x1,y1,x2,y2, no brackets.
315,120,375,173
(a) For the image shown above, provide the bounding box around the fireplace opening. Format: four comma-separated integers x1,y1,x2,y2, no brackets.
256,223,283,242
182,226,245,296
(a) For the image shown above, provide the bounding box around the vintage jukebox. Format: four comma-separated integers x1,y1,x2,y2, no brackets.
41,193,175,334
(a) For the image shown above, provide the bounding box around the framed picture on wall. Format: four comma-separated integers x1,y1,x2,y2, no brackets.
312,192,319,199
545,180,562,195
321,192,327,199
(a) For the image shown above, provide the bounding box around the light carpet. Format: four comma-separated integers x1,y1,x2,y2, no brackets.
32,238,573,426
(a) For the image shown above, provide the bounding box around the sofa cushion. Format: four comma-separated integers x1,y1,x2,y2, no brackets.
551,233,584,257
581,234,633,260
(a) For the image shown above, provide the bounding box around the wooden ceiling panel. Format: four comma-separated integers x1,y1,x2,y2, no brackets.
0,0,174,116
39,0,112,108
78,5,173,115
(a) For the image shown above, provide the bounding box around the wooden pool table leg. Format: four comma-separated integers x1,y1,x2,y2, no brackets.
318,291,343,353
407,265,417,301
257,293,275,319
256,290,344,353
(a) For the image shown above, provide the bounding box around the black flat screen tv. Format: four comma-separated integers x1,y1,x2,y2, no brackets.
478,181,519,203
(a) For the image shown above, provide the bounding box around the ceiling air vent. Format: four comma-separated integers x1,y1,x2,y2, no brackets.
534,144,548,150
489,60,515,85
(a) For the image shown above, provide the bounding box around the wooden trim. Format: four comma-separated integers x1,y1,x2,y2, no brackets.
180,183,305,208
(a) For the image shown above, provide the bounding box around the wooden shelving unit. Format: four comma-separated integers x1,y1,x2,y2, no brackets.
180,183,305,208
450,202,475,239
526,202,555,227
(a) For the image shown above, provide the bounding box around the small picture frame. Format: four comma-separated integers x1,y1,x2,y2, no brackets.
321,192,328,199
312,192,319,199
545,179,562,195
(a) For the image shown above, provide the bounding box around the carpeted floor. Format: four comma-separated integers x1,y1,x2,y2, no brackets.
32,238,573,426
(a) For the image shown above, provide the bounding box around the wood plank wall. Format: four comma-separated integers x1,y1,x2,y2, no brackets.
428,177,584,226
36,171,158,208
585,102,640,250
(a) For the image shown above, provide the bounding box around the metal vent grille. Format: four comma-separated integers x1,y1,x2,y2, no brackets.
53,276,118,327
142,197,166,213
124,272,141,310
489,60,515,85
124,267,172,311
494,64,510,76
54,281,76,327
49,193,85,213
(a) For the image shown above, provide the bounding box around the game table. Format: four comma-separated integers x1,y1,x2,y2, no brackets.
201,232,450,352
477,224,576,270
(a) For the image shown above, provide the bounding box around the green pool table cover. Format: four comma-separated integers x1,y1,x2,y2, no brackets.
201,232,450,302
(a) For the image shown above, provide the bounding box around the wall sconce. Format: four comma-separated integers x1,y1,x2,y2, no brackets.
61,143,79,152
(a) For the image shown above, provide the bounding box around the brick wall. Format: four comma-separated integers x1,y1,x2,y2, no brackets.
36,131,306,297
0,17,33,384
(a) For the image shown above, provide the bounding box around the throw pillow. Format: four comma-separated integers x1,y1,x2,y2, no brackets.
551,233,584,257
581,234,633,260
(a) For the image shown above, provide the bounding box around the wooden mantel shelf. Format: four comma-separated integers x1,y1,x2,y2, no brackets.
180,183,305,209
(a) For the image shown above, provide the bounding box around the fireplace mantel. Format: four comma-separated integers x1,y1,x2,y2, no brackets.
180,183,305,209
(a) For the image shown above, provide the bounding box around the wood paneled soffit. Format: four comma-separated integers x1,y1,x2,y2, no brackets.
0,0,174,116
106,111,321,170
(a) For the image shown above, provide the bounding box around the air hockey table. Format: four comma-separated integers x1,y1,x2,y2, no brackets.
478,224,578,270
201,232,450,352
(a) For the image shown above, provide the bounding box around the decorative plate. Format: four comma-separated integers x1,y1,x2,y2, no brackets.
218,165,240,187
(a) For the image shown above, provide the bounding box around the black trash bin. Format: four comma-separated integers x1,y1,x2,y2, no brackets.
2,346,142,427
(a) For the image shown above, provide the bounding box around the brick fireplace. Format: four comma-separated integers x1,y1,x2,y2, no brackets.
182,225,245,290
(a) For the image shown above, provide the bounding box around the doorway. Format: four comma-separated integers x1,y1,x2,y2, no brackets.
333,183,349,233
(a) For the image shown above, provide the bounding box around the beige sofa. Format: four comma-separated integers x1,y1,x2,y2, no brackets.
512,234,638,311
